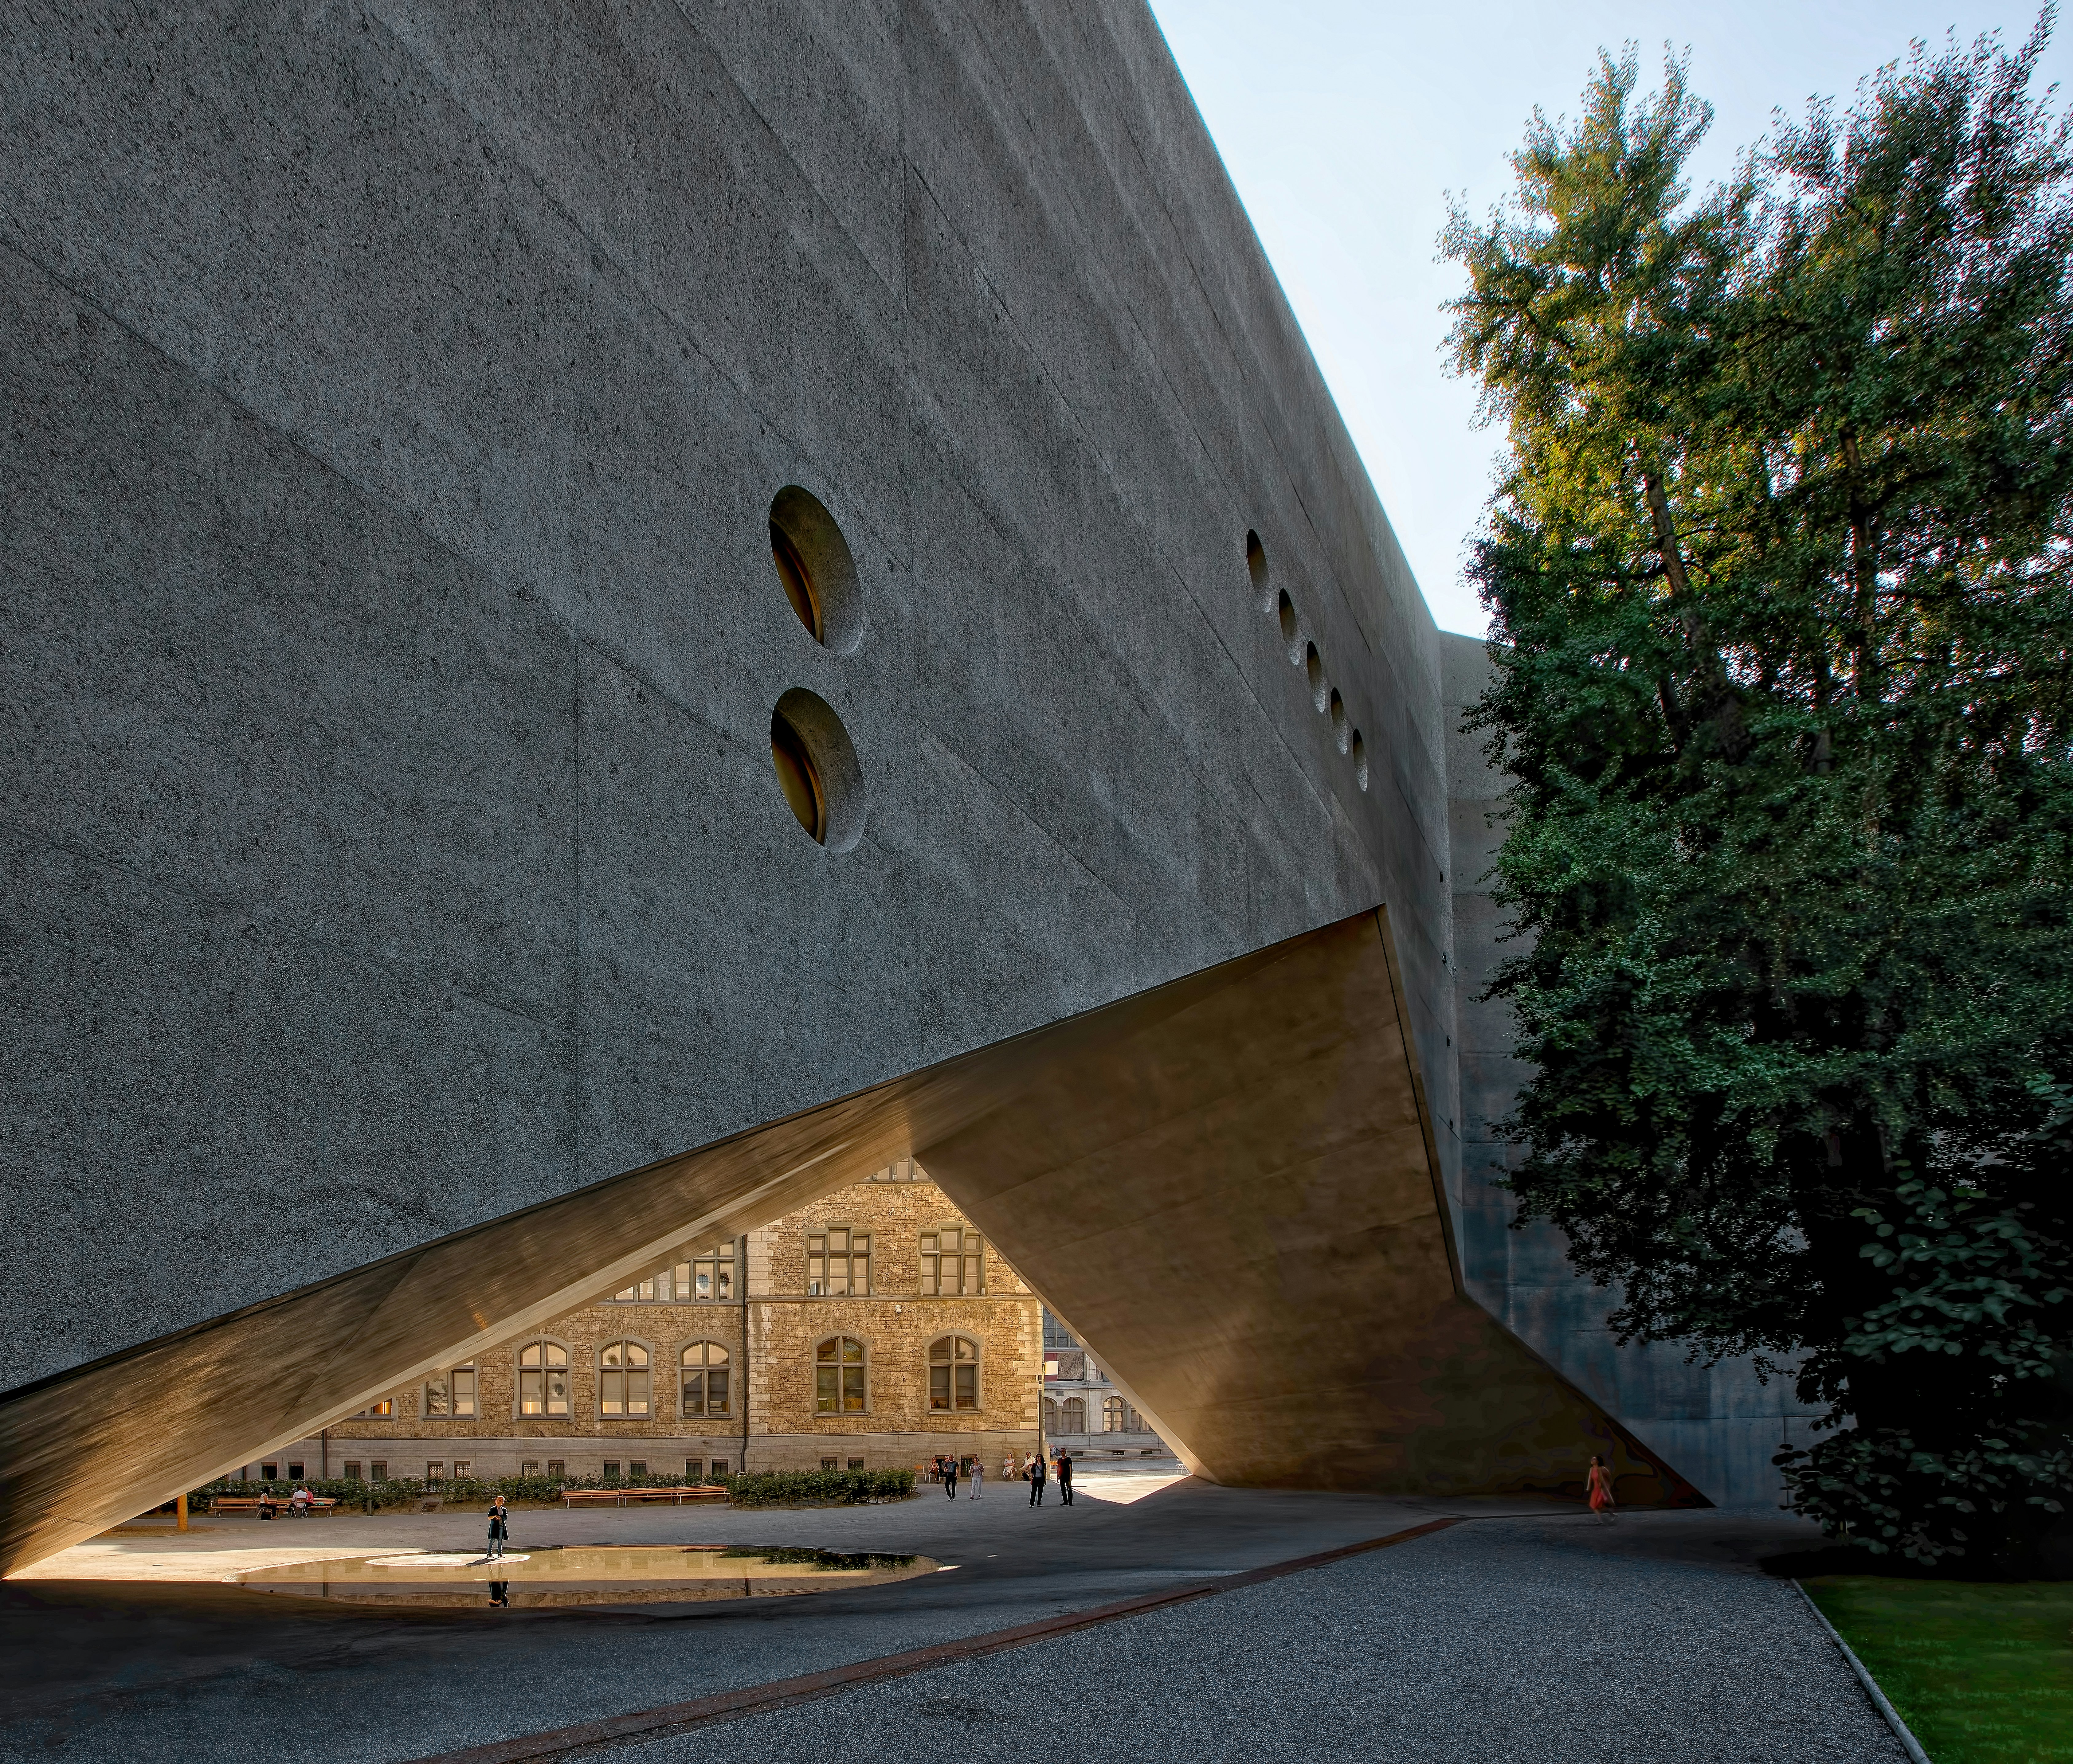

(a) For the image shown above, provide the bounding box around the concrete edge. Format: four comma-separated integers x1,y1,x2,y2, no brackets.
1791,1579,1934,1764
401,1518,1464,1763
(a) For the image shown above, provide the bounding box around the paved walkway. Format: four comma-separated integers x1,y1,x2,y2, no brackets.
0,1477,1895,1764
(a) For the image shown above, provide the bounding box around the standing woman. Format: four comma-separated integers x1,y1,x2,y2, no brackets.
1027,1450,1047,1507
486,1492,510,1559
1585,1455,1616,1524
969,1455,984,1500
943,1455,959,1500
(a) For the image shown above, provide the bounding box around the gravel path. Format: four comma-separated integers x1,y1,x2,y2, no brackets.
597,1516,1904,1763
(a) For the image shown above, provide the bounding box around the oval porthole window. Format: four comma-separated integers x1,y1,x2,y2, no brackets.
1277,590,1300,663
1305,642,1327,712
1328,688,1350,753
1351,729,1369,792
1246,530,1271,608
769,486,864,654
769,688,868,851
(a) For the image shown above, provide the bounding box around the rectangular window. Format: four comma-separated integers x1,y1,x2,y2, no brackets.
604,1460,621,1481
847,1457,864,1471
611,1272,672,1303
521,1461,539,1477
452,1461,471,1479
261,1462,279,1480
355,1398,393,1418
919,1226,985,1296
546,1460,564,1479
370,1460,387,1481
676,1242,735,1301
629,1459,647,1480
452,1366,476,1419
806,1227,870,1296
343,1461,362,1481
287,1462,305,1481
426,1461,445,1483
687,1458,702,1480
820,1457,838,1471
710,1459,730,1479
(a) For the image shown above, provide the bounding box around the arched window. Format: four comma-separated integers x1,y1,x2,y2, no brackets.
1061,1395,1087,1433
815,1337,867,1413
518,1341,570,1417
1102,1394,1128,1433
1043,1396,1060,1431
680,1341,731,1417
928,1334,979,1410
600,1341,650,1417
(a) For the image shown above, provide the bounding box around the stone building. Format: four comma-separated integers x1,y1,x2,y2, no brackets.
259,1165,1040,1484
1042,1311,1170,1461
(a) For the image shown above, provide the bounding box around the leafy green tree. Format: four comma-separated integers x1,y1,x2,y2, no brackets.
1443,22,2073,1565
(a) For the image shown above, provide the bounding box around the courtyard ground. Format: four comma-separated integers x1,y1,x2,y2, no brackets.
1,1469,1904,1764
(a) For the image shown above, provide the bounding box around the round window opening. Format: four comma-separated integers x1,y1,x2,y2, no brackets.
770,688,868,851
769,486,864,654
1351,729,1369,792
1328,688,1350,753
1277,590,1300,663
1305,642,1328,712
1246,530,1271,608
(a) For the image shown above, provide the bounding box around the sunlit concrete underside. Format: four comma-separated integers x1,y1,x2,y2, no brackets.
0,910,1691,1575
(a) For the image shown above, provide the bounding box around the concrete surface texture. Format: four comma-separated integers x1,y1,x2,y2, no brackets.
1442,636,1830,1506
0,1481,1880,1764
0,3,1446,1396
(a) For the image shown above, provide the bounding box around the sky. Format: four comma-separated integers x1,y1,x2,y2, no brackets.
1147,1,2073,637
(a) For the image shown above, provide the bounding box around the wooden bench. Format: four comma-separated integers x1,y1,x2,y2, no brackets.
560,1484,729,1507
208,1495,339,1516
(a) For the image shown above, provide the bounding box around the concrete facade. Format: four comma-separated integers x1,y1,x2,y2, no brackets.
1,1,1795,1567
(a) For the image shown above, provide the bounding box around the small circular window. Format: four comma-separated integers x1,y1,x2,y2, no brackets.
769,486,864,653
1246,530,1270,608
769,689,868,851
1351,729,1369,791
1305,642,1327,712
1277,590,1300,663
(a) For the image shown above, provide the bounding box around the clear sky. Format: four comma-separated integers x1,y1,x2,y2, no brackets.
1147,1,2073,637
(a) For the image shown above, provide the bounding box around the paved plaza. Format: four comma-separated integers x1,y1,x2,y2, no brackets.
0,1473,1900,1763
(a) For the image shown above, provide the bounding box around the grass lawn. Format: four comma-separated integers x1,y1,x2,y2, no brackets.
1803,1577,2073,1763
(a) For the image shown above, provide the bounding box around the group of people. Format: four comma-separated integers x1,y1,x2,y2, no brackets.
926,1448,1077,1506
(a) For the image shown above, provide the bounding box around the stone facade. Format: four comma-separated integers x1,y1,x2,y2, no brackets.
265,1165,1040,1482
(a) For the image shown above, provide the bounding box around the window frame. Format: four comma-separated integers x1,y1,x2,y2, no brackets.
806,1225,872,1297
515,1338,573,1419
813,1335,871,1415
598,1338,654,1419
919,1224,986,1297
422,1363,477,1421
926,1332,982,1412
678,1339,733,1418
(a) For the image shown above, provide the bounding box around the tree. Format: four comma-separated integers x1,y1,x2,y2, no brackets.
1442,21,2073,1566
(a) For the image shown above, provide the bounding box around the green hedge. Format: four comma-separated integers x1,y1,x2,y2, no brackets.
724,1469,915,1506
189,1467,915,1511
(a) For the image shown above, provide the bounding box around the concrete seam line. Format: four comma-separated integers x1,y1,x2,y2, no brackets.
400,1518,1461,1764
1790,1579,1933,1764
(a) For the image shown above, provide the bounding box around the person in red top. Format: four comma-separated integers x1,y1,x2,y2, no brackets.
1585,1454,1617,1523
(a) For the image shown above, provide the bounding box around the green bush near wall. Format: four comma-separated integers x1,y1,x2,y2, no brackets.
190,1467,916,1511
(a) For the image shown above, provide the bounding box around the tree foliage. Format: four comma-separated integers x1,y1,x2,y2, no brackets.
1443,19,2073,1564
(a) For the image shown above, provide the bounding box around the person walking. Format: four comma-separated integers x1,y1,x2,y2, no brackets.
486,1493,510,1559
969,1456,983,1499
943,1455,959,1499
1585,1455,1616,1524
1056,1450,1073,1506
1027,1450,1047,1507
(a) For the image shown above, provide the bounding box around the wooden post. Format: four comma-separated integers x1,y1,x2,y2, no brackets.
176,1492,188,1532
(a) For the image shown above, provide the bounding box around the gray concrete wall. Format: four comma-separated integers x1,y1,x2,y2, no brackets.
1441,634,1824,1507
0,2,1456,1396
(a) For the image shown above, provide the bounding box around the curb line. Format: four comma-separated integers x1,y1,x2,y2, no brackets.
1791,1580,1933,1764
402,1517,1462,1764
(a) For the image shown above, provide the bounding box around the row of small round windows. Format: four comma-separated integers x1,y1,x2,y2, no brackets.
1247,530,1370,792
759,493,1373,851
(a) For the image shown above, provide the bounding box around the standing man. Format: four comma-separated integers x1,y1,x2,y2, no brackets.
486,1493,509,1559
1056,1450,1074,1506
1027,1450,1047,1507
943,1455,959,1499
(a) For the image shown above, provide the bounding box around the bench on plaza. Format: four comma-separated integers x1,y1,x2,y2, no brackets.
209,1495,339,1516
560,1484,729,1507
